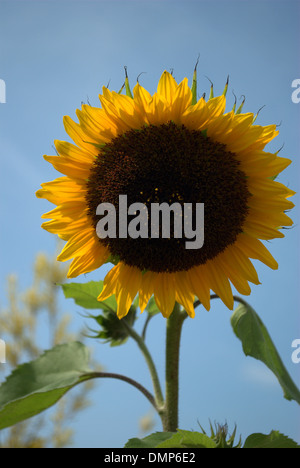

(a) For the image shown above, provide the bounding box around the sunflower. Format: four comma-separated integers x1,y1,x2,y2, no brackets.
36,69,294,319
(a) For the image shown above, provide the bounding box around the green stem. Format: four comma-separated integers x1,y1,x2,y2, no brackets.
122,321,164,410
194,294,250,310
83,371,157,410
162,303,187,432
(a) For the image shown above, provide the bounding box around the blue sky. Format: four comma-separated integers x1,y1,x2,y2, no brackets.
0,0,299,448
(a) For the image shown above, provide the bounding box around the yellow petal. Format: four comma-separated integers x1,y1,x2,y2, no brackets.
43,155,91,180
186,266,211,311
217,255,251,296
63,116,99,154
172,78,192,123
41,201,88,220
41,215,90,239
221,245,260,285
57,228,97,262
97,265,119,302
153,273,175,318
36,177,87,205
243,216,285,240
67,243,109,278
115,264,142,319
157,71,178,103
139,272,155,313
204,259,234,310
97,263,142,319
54,140,95,163
173,271,195,318
133,82,153,115
181,97,208,130
236,234,278,270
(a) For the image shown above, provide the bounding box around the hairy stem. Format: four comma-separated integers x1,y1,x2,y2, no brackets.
122,321,165,411
83,371,157,410
162,304,187,432
194,294,250,310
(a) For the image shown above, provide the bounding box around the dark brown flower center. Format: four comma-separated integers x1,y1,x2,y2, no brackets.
86,122,250,272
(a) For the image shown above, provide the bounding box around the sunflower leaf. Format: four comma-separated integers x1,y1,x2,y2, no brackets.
243,431,300,448
156,430,217,448
125,432,175,448
231,302,300,405
125,430,217,448
0,342,91,430
60,281,117,312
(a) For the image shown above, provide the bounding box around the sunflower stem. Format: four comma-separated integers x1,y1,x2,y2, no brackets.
121,321,165,410
162,303,187,432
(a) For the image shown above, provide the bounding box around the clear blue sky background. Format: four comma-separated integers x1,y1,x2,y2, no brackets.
0,0,299,448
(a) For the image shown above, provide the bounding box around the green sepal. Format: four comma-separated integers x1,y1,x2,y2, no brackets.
222,75,229,97
205,76,214,100
199,421,242,448
235,95,245,114
118,82,125,94
124,66,133,99
269,145,284,180
252,104,266,123
231,91,237,112
88,306,137,346
191,58,199,105
60,280,138,346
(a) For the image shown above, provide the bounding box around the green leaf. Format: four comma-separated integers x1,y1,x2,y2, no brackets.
231,302,300,405
125,430,217,448
145,296,161,316
125,432,175,448
243,431,300,448
157,430,217,448
0,342,91,430
60,281,117,312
